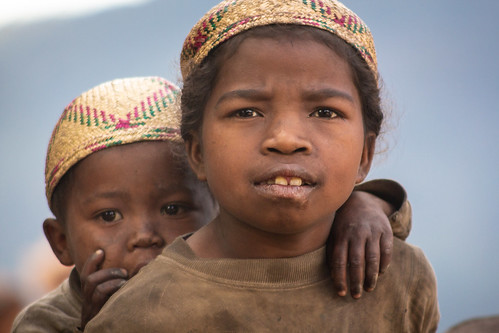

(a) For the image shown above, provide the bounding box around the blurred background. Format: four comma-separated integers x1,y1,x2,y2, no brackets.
0,0,497,331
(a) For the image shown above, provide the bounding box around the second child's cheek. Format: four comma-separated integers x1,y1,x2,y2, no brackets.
98,243,124,270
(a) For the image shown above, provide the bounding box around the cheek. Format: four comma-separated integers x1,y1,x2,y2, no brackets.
69,226,128,272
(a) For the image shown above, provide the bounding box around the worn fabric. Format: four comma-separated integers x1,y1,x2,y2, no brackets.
356,178,412,240
11,268,82,333
86,236,439,332
11,180,411,332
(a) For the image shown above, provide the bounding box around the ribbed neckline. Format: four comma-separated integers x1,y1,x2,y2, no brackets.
161,237,330,288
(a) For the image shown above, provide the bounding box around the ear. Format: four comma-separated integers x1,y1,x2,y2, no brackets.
355,132,376,184
43,218,74,266
185,133,207,181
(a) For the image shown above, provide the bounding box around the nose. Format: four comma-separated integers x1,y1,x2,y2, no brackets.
126,219,165,251
261,115,312,155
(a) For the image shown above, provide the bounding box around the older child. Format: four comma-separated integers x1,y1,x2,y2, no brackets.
13,76,410,332
86,1,438,332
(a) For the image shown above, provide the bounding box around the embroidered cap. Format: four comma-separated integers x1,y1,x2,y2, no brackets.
45,77,181,206
181,0,377,79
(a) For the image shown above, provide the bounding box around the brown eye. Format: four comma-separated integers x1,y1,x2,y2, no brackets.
99,210,122,222
161,204,181,216
309,108,339,119
234,109,260,118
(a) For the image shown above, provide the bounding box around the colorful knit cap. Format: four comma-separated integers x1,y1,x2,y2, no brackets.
181,0,377,79
45,77,181,205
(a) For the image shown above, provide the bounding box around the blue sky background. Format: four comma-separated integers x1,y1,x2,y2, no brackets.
0,1,497,331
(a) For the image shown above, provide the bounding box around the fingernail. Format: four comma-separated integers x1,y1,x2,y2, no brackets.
337,290,347,297
353,285,363,298
367,274,378,291
96,249,104,255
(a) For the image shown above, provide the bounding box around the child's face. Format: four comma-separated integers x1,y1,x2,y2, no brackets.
188,36,374,241
47,141,214,276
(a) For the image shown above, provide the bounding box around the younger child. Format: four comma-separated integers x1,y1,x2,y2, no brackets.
13,76,411,332
12,77,217,332
87,1,439,332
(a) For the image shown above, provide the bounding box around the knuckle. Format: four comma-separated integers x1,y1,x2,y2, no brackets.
348,258,363,269
331,259,347,270
366,254,380,265
381,246,393,256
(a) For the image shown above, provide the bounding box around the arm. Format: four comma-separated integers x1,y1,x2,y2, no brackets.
327,179,411,298
79,250,128,330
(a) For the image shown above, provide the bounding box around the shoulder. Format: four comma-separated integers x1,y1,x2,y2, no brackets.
389,238,440,331
11,279,81,333
392,238,437,288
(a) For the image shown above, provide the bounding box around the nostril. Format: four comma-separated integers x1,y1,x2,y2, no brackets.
131,234,164,250
294,147,307,153
267,147,280,153
266,146,308,154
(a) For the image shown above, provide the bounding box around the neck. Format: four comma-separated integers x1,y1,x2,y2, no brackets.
186,210,333,259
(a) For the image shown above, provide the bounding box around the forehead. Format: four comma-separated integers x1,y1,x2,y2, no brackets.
212,36,357,98
71,141,188,190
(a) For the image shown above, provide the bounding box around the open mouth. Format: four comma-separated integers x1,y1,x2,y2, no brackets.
262,176,312,187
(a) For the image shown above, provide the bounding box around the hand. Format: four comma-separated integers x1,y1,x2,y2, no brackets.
327,191,394,298
79,249,128,330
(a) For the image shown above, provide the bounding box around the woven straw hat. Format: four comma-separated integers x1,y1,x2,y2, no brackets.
45,77,181,206
181,0,377,79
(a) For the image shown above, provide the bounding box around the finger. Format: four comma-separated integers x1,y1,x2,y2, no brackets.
81,278,127,329
363,238,380,292
379,232,393,274
82,268,128,297
348,240,366,299
329,240,348,297
91,278,127,306
80,249,105,281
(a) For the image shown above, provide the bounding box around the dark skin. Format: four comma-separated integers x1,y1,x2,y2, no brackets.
45,147,395,329
73,190,394,329
331,190,394,298
44,142,216,329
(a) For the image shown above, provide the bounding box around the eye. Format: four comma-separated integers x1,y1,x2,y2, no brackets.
98,210,122,222
309,108,340,119
161,204,188,216
232,109,261,118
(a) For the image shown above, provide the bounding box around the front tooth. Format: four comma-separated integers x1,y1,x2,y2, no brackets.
275,176,288,186
289,177,302,186
267,179,275,185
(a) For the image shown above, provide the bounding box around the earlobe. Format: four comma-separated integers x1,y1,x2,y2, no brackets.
355,132,376,184
185,133,207,181
43,218,74,266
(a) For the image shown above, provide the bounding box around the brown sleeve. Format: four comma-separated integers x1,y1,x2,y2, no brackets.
354,179,412,240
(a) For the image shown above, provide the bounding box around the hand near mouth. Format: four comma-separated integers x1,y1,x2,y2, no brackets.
79,249,128,330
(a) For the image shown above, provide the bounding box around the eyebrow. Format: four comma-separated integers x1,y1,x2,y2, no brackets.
215,89,270,108
302,88,355,103
82,190,130,206
215,87,355,108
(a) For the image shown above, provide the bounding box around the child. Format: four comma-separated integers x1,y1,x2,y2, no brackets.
13,76,410,332
11,77,217,332
86,1,439,332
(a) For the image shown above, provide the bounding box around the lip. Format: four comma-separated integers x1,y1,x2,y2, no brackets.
252,165,318,203
253,165,317,186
